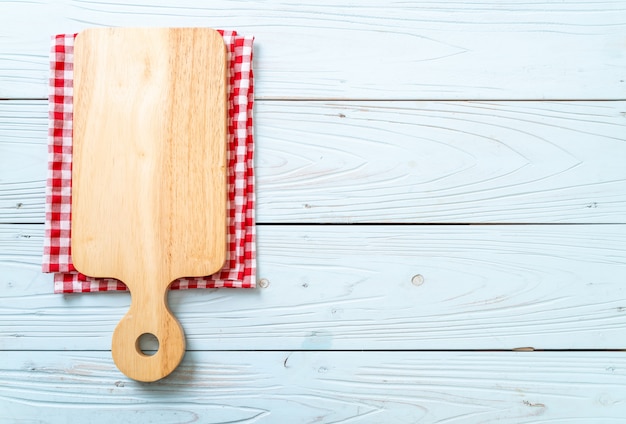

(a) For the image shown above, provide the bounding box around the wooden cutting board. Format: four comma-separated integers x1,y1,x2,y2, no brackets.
72,27,228,382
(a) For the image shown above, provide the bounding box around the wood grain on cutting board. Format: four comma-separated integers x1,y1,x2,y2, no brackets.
72,27,228,381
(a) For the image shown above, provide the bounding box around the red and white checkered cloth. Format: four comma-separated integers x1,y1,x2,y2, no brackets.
43,30,256,294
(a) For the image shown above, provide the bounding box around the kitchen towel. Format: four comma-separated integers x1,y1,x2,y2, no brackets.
43,30,256,294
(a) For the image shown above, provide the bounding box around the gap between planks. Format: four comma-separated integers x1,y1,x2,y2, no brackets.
3,98,626,102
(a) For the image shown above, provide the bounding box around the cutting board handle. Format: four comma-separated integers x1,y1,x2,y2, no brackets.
111,284,185,382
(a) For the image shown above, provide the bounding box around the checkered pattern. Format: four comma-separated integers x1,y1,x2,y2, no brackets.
43,31,256,294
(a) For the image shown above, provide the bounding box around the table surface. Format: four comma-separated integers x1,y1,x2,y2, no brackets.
1,1,625,422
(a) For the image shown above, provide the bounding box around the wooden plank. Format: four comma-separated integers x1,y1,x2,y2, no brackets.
2,100,625,224
1,350,625,423
2,224,626,350
1,0,625,99
257,100,626,223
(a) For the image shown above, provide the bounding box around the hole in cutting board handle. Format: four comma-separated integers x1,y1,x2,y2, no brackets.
136,333,159,356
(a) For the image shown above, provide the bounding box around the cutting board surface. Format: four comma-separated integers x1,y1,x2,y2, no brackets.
72,27,228,381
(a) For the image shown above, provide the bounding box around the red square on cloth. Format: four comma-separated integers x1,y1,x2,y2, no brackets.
43,31,256,293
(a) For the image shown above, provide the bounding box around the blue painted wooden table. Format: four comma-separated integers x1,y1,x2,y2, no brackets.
1,1,625,422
